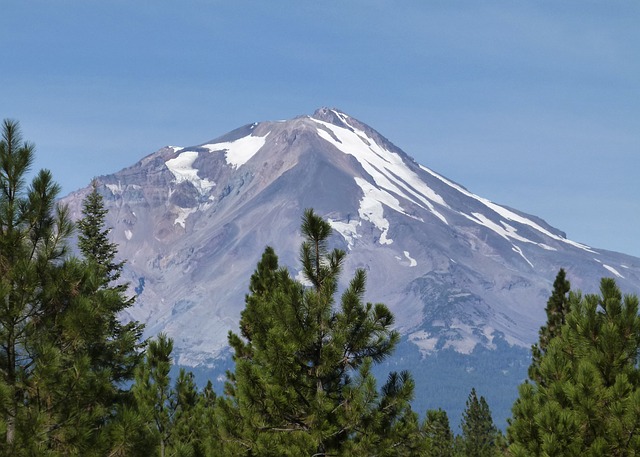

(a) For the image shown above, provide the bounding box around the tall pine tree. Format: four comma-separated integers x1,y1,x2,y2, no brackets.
423,408,454,457
76,180,144,388
0,119,74,454
460,388,500,457
219,209,422,456
508,277,640,455
0,121,144,454
529,268,571,383
22,178,146,454
133,334,174,457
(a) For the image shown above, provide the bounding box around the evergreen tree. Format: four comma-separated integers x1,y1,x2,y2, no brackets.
76,180,144,388
20,179,145,454
508,278,640,455
0,121,144,454
105,404,155,457
0,119,74,454
133,335,217,457
529,268,571,383
170,368,210,457
460,388,499,457
77,180,124,284
423,408,454,457
133,334,174,457
219,209,422,456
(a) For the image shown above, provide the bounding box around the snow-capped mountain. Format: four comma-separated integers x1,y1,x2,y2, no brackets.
61,108,640,424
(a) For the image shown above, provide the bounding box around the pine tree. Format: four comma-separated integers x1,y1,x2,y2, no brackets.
170,368,210,457
423,408,454,457
460,388,499,457
219,209,422,456
529,268,571,383
508,278,640,455
0,119,74,453
77,180,124,284
18,179,146,454
133,333,174,457
133,335,219,457
76,180,144,388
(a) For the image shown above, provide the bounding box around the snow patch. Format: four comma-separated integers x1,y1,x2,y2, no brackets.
603,264,625,279
409,330,439,355
442,319,479,354
124,229,133,240
467,213,530,244
450,292,472,299
355,178,394,244
403,250,417,267
106,182,124,195
328,218,361,250
174,207,197,228
165,151,216,195
313,117,448,224
483,326,497,349
202,132,270,168
419,165,597,253
512,245,534,268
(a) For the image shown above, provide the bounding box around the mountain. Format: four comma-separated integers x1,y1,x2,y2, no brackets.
61,108,640,426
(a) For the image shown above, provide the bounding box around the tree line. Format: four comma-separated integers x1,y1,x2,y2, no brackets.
2,119,639,456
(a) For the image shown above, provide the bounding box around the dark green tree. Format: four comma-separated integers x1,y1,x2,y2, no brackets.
0,119,74,453
15,179,145,454
460,388,499,457
133,335,217,457
133,334,174,457
508,278,640,456
529,268,571,383
0,121,146,455
423,408,454,457
169,368,210,457
219,209,422,456
77,180,124,284
76,181,144,388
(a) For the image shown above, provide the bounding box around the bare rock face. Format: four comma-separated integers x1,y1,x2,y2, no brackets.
61,108,640,422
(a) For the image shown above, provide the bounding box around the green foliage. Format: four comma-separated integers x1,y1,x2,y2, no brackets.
0,120,145,455
508,277,640,455
220,208,422,456
134,333,174,456
459,388,500,457
76,180,144,388
77,180,124,284
132,334,220,457
0,119,75,454
423,408,454,457
529,268,571,383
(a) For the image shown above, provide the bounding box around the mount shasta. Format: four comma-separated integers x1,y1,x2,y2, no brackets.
61,108,640,425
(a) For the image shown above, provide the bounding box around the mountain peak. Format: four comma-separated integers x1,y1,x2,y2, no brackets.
61,109,640,369
309,108,376,136
311,107,350,123
58,109,640,427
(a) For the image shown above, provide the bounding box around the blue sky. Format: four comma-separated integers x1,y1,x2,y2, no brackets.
2,1,639,257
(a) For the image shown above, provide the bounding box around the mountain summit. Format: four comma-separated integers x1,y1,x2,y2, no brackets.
62,108,640,420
